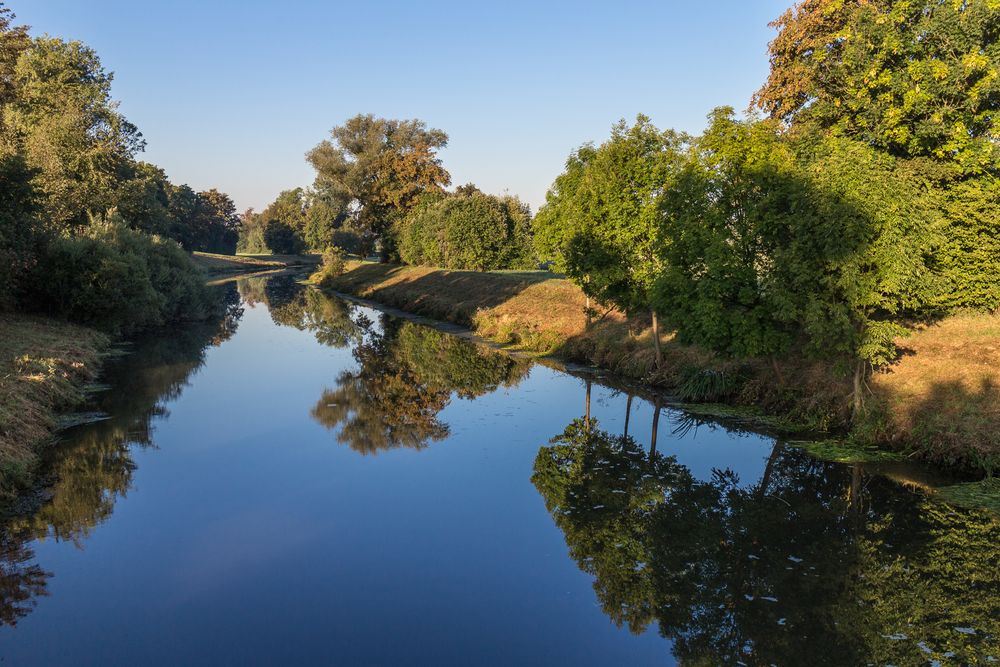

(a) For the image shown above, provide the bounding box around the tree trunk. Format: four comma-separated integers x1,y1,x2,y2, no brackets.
849,463,862,517
651,310,663,368
650,399,661,459
585,296,592,328
756,442,785,500
852,359,867,421
623,394,633,438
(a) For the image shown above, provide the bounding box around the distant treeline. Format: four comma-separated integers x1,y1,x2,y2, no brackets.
0,4,239,333
240,116,536,271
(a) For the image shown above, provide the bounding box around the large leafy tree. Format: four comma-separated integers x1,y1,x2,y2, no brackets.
655,109,941,414
754,0,1000,311
0,3,29,127
534,116,686,364
396,190,535,271
754,0,1000,171
306,114,450,258
7,36,143,229
533,144,597,271
193,188,240,254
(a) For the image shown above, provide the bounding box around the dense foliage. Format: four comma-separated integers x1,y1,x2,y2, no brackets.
305,114,451,258
537,0,1000,415
238,187,361,255
0,3,237,330
396,190,535,271
21,214,211,335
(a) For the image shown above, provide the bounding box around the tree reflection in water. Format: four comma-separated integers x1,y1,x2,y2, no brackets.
238,275,534,455
311,317,531,455
0,285,243,626
533,417,1000,665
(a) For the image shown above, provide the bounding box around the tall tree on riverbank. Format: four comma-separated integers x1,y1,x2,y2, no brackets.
6,36,144,229
306,114,451,259
655,109,941,416
534,116,686,365
754,0,1000,311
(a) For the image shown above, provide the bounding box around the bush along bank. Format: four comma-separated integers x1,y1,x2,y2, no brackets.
316,261,1000,478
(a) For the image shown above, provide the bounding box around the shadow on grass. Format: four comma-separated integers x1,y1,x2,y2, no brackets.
883,377,1000,475
332,263,548,324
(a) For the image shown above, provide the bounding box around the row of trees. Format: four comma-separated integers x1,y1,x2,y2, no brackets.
534,0,1000,415
0,4,238,329
241,115,537,271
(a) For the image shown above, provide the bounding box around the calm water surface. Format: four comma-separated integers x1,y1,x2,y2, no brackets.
1,275,997,665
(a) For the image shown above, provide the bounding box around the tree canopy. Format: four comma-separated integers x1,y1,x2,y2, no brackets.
306,114,451,258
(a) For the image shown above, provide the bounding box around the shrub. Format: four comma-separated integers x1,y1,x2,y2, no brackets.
263,219,305,254
310,248,346,288
23,214,210,334
396,192,535,271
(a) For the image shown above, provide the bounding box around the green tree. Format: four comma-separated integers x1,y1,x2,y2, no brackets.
114,162,173,238
532,144,596,272
302,192,351,251
397,191,535,271
0,3,30,125
306,114,451,258
7,36,143,229
754,0,1000,312
194,188,240,253
654,109,940,415
535,116,686,364
755,0,1000,171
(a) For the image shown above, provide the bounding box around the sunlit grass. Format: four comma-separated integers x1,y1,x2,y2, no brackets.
0,314,107,497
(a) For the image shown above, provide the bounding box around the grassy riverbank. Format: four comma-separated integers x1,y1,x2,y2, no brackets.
192,251,321,275
321,261,1000,474
0,314,108,497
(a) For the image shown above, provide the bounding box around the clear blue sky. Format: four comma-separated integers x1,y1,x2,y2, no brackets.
14,1,791,213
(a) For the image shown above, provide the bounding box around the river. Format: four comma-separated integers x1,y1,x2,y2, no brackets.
1,274,997,665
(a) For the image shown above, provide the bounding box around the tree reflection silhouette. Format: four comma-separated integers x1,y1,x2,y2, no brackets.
0,285,243,625
311,315,531,455
533,417,1000,665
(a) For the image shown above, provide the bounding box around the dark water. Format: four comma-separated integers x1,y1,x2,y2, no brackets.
1,275,997,666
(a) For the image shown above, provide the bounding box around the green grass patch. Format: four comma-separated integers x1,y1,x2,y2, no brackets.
937,478,1000,515
790,438,906,464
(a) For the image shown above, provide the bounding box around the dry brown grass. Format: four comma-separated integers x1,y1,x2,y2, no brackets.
330,261,592,350
0,314,107,496
868,313,1000,471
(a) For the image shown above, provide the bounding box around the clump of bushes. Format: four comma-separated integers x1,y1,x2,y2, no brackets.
396,192,535,271
22,213,210,335
310,248,347,288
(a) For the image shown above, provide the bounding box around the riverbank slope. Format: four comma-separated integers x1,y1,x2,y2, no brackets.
192,251,321,275
0,314,108,497
320,261,1000,474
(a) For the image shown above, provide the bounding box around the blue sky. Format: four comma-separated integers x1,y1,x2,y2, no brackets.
14,1,791,212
